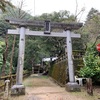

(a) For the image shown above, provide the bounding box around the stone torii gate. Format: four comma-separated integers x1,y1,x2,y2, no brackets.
6,18,82,95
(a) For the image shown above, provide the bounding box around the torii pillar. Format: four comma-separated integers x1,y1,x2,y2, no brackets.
11,26,26,95
65,30,80,92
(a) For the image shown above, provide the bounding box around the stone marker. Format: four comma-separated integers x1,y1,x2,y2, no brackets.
4,80,10,100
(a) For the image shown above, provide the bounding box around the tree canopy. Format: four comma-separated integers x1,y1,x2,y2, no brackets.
0,0,13,12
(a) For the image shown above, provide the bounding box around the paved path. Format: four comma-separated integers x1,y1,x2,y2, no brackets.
8,74,100,100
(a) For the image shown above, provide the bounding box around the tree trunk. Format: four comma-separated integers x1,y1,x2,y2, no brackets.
9,35,16,75
9,35,16,86
1,35,8,76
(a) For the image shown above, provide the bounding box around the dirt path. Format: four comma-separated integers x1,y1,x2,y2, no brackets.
7,74,100,100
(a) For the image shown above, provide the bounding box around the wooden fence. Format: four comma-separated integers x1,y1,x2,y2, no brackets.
55,50,85,63
0,71,31,93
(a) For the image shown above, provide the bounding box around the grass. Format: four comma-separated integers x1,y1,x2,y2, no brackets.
71,87,100,100
23,74,50,87
23,77,33,87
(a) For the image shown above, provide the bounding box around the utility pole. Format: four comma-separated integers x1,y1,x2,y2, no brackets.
34,0,35,16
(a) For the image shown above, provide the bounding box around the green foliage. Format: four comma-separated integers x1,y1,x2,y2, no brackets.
81,8,100,45
79,8,100,82
0,41,4,72
0,40,10,75
0,20,12,36
34,10,76,22
3,5,33,20
0,3,35,73
0,0,13,12
87,8,99,21
79,45,100,82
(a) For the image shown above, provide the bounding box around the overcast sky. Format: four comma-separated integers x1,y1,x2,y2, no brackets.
11,0,100,22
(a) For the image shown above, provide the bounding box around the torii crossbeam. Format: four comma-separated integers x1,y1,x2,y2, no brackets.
6,18,82,95
6,18,82,30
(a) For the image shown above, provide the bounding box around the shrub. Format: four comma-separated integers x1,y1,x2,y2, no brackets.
79,45,100,82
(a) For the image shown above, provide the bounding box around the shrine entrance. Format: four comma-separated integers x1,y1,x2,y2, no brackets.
6,18,82,95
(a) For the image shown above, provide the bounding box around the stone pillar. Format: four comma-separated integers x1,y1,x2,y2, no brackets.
66,30,75,82
16,26,25,85
11,26,26,95
65,30,80,92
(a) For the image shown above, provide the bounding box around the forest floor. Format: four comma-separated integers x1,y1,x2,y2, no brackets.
1,74,100,100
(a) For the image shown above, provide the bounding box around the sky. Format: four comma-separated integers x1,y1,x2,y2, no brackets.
11,0,100,22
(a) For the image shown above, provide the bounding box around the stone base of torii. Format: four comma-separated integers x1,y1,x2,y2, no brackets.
11,85,25,95
66,82,81,92
6,19,82,95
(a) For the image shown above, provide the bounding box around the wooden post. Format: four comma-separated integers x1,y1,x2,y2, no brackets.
86,78,93,96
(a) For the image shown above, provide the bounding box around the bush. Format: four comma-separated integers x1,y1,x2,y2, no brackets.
79,45,100,82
